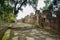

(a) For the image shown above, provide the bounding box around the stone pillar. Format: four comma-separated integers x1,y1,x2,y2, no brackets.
36,15,39,25
35,10,40,25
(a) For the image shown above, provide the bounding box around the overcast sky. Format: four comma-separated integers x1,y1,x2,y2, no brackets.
16,0,45,20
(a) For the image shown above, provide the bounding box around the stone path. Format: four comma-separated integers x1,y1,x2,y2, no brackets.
0,23,60,40
9,28,60,40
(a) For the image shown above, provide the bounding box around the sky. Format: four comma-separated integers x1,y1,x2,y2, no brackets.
16,0,45,20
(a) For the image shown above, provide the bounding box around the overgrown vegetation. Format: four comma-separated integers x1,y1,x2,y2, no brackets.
0,0,15,24
2,29,11,40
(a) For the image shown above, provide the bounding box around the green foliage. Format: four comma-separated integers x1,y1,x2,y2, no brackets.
43,6,48,10
44,0,50,3
2,29,11,40
0,0,15,24
33,0,38,5
43,0,51,10
48,4,53,10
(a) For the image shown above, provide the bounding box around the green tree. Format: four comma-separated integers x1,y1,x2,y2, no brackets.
43,0,51,10
0,0,15,24
0,0,38,24
10,0,38,15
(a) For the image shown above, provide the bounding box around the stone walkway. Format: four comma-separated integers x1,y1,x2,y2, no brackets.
2,23,59,40
0,23,60,40
9,28,60,40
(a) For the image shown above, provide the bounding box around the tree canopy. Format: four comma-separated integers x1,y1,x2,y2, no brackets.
0,0,53,24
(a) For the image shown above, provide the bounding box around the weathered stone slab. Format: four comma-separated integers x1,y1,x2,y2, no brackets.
26,37,35,40
12,36,18,40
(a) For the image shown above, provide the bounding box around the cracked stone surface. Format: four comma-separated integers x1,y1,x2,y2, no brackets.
10,28,60,40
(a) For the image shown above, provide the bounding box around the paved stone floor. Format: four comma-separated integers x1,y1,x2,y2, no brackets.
9,28,60,40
